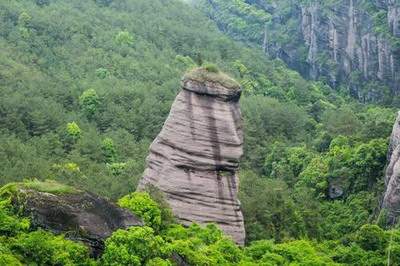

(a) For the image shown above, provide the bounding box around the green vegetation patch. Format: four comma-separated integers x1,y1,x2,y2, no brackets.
20,180,81,195
21,179,81,195
184,67,240,90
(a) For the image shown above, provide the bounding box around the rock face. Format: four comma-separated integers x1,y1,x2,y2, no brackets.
271,0,400,99
138,68,245,245
298,1,399,97
382,111,400,225
10,183,142,257
204,0,400,100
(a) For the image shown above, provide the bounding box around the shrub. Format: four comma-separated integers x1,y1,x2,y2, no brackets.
118,192,162,230
203,63,219,73
102,226,165,266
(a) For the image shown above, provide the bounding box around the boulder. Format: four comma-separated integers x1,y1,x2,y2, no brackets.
138,68,246,245
4,180,142,257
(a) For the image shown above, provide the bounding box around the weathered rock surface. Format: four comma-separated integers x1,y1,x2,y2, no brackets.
280,0,400,98
9,182,142,257
206,0,400,99
382,111,400,225
138,68,245,245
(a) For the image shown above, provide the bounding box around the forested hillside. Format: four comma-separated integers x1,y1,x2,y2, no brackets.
1,0,400,265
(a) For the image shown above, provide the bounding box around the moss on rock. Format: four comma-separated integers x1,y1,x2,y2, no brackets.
183,67,240,90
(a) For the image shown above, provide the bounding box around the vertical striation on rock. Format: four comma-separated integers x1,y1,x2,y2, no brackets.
381,111,400,226
263,0,400,98
388,0,400,37
138,68,245,245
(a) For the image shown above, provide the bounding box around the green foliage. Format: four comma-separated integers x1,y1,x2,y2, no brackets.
0,184,94,265
0,0,398,264
102,226,165,266
101,138,117,163
118,192,162,231
0,200,30,236
79,89,100,119
22,179,81,194
184,67,240,89
115,30,135,46
322,107,362,136
356,224,387,251
12,230,92,266
203,63,219,73
66,122,81,140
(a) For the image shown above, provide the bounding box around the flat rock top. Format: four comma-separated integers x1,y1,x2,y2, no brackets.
182,68,241,101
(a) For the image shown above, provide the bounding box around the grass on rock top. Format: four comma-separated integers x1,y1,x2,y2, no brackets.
184,67,240,90
0,180,81,196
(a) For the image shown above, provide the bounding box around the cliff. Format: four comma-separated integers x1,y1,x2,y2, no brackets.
202,0,400,101
138,67,245,245
381,111,400,226
292,0,400,99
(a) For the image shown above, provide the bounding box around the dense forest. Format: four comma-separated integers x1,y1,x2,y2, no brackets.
1,0,400,265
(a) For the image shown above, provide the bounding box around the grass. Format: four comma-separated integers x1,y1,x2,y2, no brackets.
21,179,81,195
184,67,240,90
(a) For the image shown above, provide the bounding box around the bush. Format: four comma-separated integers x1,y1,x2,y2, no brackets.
118,192,162,231
102,226,165,266
11,231,91,265
203,63,219,73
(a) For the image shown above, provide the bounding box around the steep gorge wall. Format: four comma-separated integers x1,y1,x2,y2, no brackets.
138,68,245,245
202,0,400,101
292,0,400,100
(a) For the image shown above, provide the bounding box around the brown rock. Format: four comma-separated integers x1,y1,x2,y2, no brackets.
138,68,245,245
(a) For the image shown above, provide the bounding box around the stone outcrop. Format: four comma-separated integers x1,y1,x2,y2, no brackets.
138,68,245,245
381,111,400,226
6,181,142,257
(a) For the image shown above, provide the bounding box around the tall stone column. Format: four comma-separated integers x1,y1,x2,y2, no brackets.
138,67,245,244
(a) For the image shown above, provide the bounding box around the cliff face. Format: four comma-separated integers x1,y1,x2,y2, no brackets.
381,111,400,225
290,0,400,99
138,68,245,245
202,0,400,101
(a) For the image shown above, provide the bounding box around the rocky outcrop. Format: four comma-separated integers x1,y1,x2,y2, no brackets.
138,68,245,245
381,111,400,226
6,181,142,257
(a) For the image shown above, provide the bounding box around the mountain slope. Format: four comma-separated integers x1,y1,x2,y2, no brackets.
0,0,398,254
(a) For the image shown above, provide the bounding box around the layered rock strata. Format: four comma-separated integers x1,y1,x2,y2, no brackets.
382,111,400,225
138,68,245,245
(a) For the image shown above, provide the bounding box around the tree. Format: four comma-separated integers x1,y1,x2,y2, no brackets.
102,227,165,266
118,192,162,231
101,138,117,163
79,89,99,119
66,122,81,140
115,31,134,46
